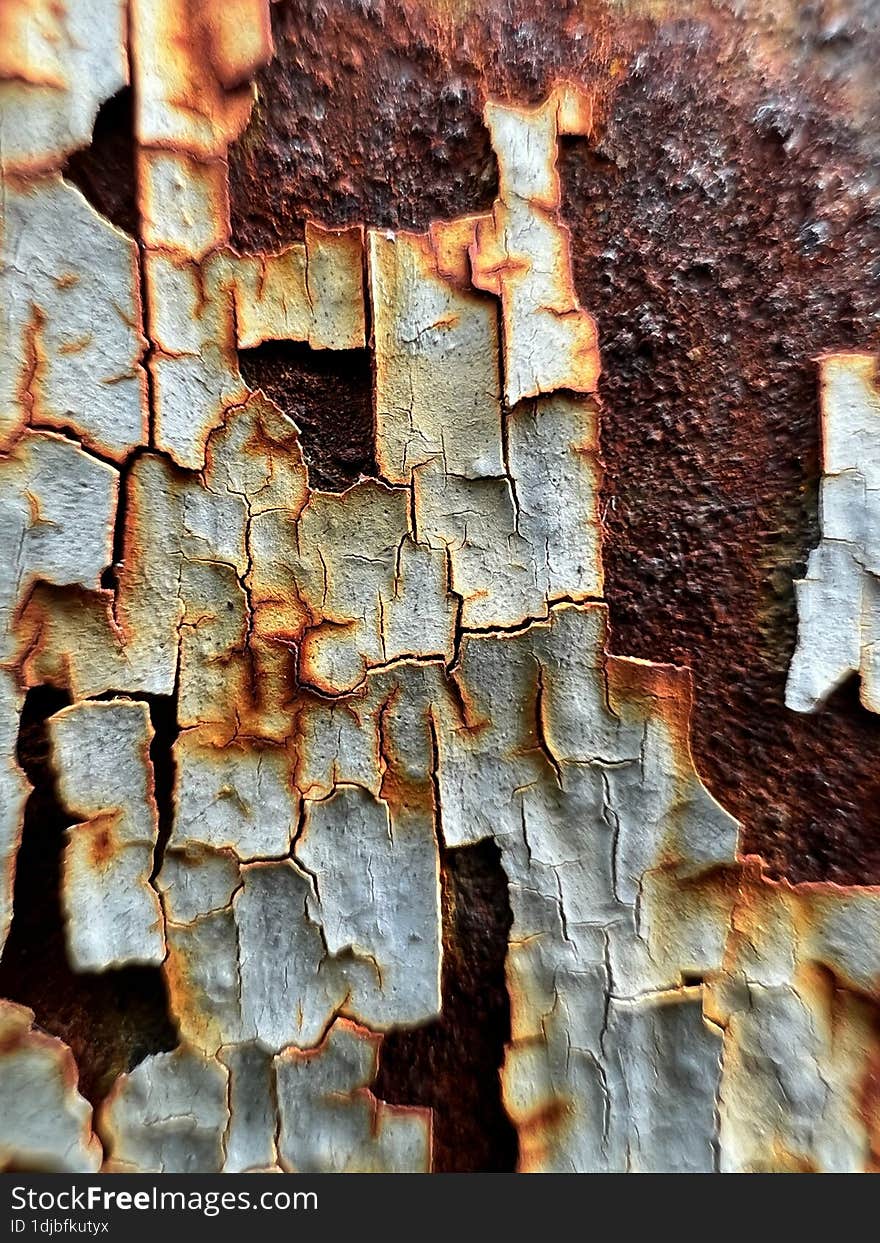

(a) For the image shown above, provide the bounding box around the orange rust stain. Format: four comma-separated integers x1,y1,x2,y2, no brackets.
429,215,486,290
160,941,224,1055
608,653,698,787
82,811,122,871
860,1034,880,1172
57,336,93,356
510,1095,573,1173
765,1141,820,1174
16,305,47,428
378,765,434,819
279,1015,381,1065
201,0,274,91
0,0,66,88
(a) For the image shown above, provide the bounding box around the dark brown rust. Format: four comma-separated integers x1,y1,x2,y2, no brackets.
563,21,880,884
63,88,138,237
230,1,880,249
238,341,375,491
0,687,178,1107
229,0,495,249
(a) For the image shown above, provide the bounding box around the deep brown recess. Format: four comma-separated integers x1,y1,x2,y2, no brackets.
63,88,138,237
238,342,375,491
375,839,518,1173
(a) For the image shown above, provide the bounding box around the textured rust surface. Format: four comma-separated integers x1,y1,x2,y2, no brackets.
6,0,880,1174
375,839,518,1173
231,0,880,884
229,2,880,248
230,0,495,248
565,25,880,885
239,342,375,491
0,688,178,1107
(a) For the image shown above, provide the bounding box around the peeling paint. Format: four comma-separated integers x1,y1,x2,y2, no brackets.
3,0,880,1178
49,700,165,971
788,353,880,714
0,1000,101,1173
0,0,128,177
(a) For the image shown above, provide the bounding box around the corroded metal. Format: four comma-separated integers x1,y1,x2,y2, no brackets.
1,0,880,1176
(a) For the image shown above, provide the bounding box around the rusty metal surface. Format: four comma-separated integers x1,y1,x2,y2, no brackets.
563,19,880,886
228,0,880,887
3,0,880,1176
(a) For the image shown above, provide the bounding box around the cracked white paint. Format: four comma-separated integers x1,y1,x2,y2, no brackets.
146,251,248,470
173,730,298,859
102,1020,430,1173
0,431,118,664
156,845,241,925
438,602,738,1171
0,176,147,458
294,482,457,692
0,670,27,952
101,1045,229,1173
370,225,504,484
470,87,601,406
235,859,351,1051
233,222,366,351
49,700,165,970
787,352,880,714
18,453,184,700
0,431,118,949
299,782,442,1029
3,0,880,1178
706,869,880,1172
131,0,272,258
274,1019,430,1173
220,1042,279,1173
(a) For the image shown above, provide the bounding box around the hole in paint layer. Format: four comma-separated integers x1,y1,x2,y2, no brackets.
63,88,138,237
239,341,376,492
375,837,519,1173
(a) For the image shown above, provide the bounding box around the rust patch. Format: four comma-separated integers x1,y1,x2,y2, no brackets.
83,813,119,871
238,341,375,492
8,0,880,1173
563,23,880,884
